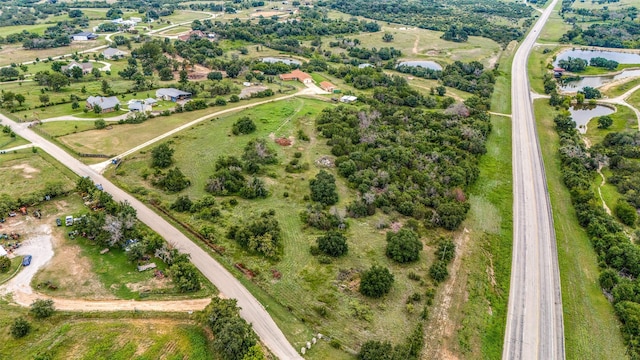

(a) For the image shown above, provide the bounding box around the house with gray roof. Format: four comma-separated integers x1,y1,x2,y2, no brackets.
86,96,120,113
156,88,191,102
102,47,127,59
61,61,93,74
71,32,98,41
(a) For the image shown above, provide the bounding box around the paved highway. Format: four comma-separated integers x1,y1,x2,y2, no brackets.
0,114,303,360
503,0,565,359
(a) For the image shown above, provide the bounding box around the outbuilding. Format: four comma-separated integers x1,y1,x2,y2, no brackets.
71,32,98,41
156,88,192,102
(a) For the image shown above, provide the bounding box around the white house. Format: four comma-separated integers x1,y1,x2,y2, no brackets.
61,61,93,74
102,48,127,59
340,95,358,103
71,32,98,41
156,88,191,102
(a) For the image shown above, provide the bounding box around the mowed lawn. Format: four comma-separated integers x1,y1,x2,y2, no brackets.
585,104,637,145
534,99,627,359
0,39,108,66
0,150,76,196
107,97,440,353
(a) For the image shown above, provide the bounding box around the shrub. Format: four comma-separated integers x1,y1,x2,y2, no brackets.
151,143,174,168
94,119,107,129
359,265,394,298
385,229,421,263
0,256,11,272
231,116,257,135
317,231,348,257
30,299,55,318
597,115,613,129
10,317,30,338
429,261,448,283
615,200,637,226
310,170,339,206
153,168,191,193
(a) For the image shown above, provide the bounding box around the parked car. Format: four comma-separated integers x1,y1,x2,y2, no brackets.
22,255,32,267
56,218,62,226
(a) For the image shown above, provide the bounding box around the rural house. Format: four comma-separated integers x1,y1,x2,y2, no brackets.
156,88,192,102
61,61,93,74
128,100,151,113
279,69,313,84
178,30,207,41
102,48,127,59
71,32,98,41
86,96,120,113
320,81,337,92
340,95,358,103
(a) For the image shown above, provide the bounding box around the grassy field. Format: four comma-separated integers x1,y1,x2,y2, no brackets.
626,88,640,112
0,300,216,360
429,115,512,359
47,91,298,158
538,0,572,43
491,41,518,114
0,130,30,150
0,150,76,197
0,39,108,66
162,10,212,24
528,44,558,95
533,99,627,359
316,24,502,69
602,77,640,98
106,97,441,354
585,104,637,145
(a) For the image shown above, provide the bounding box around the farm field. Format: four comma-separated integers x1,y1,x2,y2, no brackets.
534,99,627,359
106,96,450,353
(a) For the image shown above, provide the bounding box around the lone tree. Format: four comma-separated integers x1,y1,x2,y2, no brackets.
382,32,394,42
232,116,257,135
385,228,422,263
317,231,348,257
597,115,613,129
30,299,55,318
151,143,174,168
310,170,339,206
359,265,394,298
10,317,30,338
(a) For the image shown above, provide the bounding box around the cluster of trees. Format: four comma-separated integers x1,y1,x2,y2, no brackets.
202,298,264,360
226,210,282,259
195,8,380,53
347,47,402,61
0,181,67,215
557,57,587,72
316,95,490,230
550,110,640,357
396,61,496,99
561,21,640,48
590,57,619,70
309,170,339,207
232,116,257,135
325,0,533,46
171,195,221,222
74,177,201,292
386,229,422,264
10,299,56,339
149,143,191,192
357,324,424,360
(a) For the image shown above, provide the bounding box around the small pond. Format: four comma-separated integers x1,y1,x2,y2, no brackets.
397,60,442,71
553,49,640,67
560,69,640,92
569,104,615,134
261,57,302,65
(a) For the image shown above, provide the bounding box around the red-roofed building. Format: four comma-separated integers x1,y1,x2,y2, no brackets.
319,81,337,92
279,69,313,84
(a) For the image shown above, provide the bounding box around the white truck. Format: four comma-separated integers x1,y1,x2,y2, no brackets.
65,215,74,226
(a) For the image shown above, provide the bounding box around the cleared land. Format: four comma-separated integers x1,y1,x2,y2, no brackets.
0,304,216,360
534,99,627,359
0,39,108,67
0,150,76,196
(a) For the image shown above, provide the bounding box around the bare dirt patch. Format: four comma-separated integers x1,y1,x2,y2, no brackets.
240,85,268,99
11,163,40,178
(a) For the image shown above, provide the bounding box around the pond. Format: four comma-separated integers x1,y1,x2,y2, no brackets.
396,60,442,71
559,69,640,92
569,104,615,134
261,57,302,66
554,49,640,66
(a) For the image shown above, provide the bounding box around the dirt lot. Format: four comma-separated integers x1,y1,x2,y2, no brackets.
240,85,269,99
